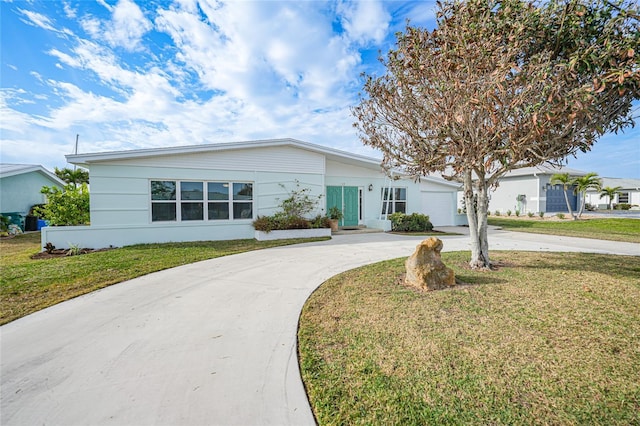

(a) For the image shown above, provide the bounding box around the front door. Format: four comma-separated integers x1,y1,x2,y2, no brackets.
326,186,359,226
343,186,359,226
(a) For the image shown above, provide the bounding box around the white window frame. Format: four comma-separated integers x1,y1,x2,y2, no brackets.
618,192,629,204
381,186,407,217
150,180,254,223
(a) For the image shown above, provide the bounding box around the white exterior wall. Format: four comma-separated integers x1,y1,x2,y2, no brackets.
0,172,63,214
489,176,543,214
584,189,640,208
325,160,459,226
42,143,462,249
44,146,325,249
325,159,390,225
419,179,460,226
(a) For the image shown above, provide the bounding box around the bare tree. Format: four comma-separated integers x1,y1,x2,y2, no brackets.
353,0,639,269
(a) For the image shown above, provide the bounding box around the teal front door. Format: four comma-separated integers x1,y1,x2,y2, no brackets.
343,186,359,226
326,186,359,226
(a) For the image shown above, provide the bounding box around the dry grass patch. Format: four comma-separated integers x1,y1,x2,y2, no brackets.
298,251,640,425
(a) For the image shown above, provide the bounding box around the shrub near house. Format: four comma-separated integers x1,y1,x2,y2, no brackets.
252,181,331,233
389,212,433,232
34,184,90,226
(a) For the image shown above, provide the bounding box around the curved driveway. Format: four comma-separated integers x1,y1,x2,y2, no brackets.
2,229,638,425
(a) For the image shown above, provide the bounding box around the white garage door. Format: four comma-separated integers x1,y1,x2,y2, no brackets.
421,191,455,226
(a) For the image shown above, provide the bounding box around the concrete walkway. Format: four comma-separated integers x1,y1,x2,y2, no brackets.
1,229,638,425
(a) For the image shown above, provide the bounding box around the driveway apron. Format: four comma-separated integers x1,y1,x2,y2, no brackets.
2,230,638,425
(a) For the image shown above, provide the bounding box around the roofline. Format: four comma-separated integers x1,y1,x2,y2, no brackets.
0,164,66,186
419,175,462,188
66,138,384,168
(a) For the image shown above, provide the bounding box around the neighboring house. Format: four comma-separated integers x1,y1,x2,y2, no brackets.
584,177,640,209
479,165,588,214
42,139,461,249
0,164,66,230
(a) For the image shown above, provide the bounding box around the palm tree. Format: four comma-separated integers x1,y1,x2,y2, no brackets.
573,172,601,218
550,172,577,219
54,167,89,188
600,186,622,210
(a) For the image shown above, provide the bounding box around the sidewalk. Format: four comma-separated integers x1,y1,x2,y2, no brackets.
1,230,638,425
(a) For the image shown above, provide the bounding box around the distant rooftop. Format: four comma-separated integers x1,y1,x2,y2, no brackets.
504,164,587,178
0,163,65,185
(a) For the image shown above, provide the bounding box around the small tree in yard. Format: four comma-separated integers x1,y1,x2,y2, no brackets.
353,0,639,269
573,172,602,218
550,172,578,219
600,186,622,210
34,184,90,226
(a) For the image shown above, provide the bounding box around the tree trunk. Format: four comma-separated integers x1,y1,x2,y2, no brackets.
562,186,577,220
464,171,491,269
577,192,585,218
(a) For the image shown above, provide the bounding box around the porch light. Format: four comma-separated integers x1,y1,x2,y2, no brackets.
368,184,373,191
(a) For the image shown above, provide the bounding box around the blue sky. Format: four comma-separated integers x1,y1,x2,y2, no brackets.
1,0,638,178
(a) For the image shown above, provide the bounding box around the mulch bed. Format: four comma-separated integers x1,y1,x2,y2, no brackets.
31,247,113,260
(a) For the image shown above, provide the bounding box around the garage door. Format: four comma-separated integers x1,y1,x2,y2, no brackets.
421,191,454,226
546,185,577,212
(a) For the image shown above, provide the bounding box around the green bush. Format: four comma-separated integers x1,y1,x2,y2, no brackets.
539,211,545,218
251,182,330,233
252,214,319,232
506,209,512,216
310,215,332,229
0,215,9,232
389,212,433,232
34,184,90,226
614,203,631,210
495,210,501,216
556,213,566,219
515,210,520,217
527,212,534,218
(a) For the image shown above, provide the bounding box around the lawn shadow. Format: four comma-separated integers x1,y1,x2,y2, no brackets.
519,252,640,281
453,274,509,287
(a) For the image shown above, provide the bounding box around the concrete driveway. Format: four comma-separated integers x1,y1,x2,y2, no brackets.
2,229,638,425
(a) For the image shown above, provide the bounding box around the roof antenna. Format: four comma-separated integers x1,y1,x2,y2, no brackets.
73,134,79,171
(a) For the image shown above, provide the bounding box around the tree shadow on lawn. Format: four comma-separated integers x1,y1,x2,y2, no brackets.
518,252,640,281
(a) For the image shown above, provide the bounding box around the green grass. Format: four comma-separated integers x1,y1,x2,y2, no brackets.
299,251,640,425
0,232,329,325
487,217,640,243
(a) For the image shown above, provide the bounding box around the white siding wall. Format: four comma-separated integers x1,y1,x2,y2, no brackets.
584,189,640,208
106,146,325,174
326,160,459,226
43,147,325,249
325,160,388,223
419,179,460,226
254,172,325,217
489,176,542,214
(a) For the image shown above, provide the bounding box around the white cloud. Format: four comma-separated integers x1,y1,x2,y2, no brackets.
338,0,390,45
18,8,58,32
63,1,77,19
2,0,385,169
81,0,152,51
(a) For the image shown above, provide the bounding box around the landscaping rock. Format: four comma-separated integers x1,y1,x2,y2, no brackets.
405,237,455,291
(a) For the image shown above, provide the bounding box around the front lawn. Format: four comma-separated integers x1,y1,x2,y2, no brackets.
299,251,640,425
487,217,640,243
0,233,329,325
